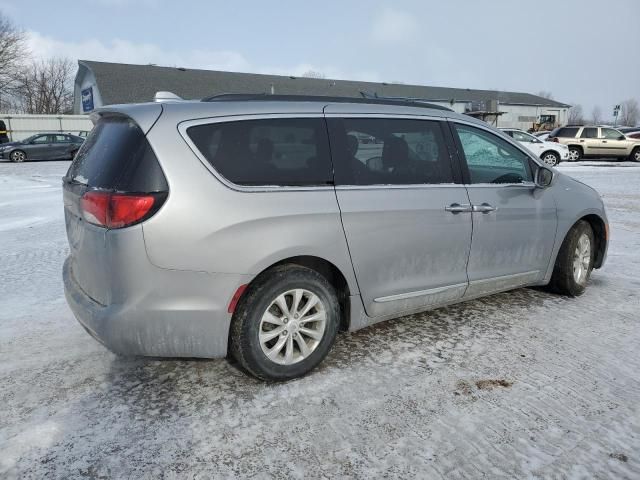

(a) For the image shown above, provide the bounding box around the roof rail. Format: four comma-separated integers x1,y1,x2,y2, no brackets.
154,91,183,102
201,93,453,111
359,91,453,111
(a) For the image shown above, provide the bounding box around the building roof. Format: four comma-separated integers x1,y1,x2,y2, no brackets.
77,60,571,109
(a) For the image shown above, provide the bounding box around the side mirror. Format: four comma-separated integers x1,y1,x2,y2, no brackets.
619,135,626,140
535,166,554,188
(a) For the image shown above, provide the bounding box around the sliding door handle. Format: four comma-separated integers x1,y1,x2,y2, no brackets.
472,203,497,213
445,203,473,214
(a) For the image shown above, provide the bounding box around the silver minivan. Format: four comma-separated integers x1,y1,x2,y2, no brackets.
63,95,608,381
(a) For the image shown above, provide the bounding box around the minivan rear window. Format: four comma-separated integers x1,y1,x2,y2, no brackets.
66,116,167,193
187,118,333,186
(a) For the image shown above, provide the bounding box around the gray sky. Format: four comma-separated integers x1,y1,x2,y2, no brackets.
3,0,639,116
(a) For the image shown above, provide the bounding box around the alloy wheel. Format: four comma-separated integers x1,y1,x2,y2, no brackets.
542,153,558,166
572,233,591,285
568,149,580,162
258,288,327,365
11,151,25,162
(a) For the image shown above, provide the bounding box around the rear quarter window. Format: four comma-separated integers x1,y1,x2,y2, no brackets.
186,118,333,186
65,116,167,192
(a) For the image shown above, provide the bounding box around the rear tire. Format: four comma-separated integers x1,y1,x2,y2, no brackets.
547,220,595,297
10,150,26,162
229,265,340,381
630,147,640,162
541,151,559,166
568,146,582,162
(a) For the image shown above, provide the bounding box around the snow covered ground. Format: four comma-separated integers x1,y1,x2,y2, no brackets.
1,160,639,479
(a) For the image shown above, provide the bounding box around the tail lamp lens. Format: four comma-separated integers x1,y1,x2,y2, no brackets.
80,191,160,228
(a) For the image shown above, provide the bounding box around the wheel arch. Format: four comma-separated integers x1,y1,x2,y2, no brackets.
580,214,607,269
567,144,583,153
238,255,353,332
9,148,26,160
540,150,560,161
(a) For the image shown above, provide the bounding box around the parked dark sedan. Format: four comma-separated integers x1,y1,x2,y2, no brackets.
0,133,84,162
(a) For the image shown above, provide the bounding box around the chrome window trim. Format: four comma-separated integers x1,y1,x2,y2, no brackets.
178,113,335,193
335,183,464,191
464,182,537,188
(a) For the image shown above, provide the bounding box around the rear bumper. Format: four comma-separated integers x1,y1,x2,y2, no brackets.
63,256,252,358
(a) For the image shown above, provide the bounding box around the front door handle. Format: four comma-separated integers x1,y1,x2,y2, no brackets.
472,203,497,213
445,203,473,214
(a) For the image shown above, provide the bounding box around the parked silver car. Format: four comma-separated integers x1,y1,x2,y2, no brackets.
63,95,609,381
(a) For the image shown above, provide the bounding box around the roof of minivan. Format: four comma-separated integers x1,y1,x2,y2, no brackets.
78,60,572,109
95,97,492,137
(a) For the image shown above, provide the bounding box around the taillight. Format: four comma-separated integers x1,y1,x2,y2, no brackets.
80,191,164,228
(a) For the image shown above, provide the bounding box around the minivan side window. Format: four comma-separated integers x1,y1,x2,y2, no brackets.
187,118,333,186
454,123,532,184
327,118,454,185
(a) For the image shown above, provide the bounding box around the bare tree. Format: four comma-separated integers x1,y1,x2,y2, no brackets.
12,58,74,114
0,13,27,109
619,99,639,126
591,106,602,125
301,70,325,79
537,91,554,100
567,104,584,124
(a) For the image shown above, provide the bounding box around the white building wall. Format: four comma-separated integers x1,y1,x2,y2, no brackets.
495,104,568,130
0,114,93,141
418,101,568,131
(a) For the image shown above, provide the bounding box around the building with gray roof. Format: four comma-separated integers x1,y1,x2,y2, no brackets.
74,60,570,130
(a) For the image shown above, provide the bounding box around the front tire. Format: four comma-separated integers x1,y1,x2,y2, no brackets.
229,265,340,381
10,150,26,162
541,151,559,167
547,221,595,297
568,146,582,162
630,147,640,163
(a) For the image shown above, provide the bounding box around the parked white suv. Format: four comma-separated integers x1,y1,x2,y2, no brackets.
501,128,569,166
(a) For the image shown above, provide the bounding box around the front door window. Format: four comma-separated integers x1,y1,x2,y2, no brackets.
454,124,532,184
